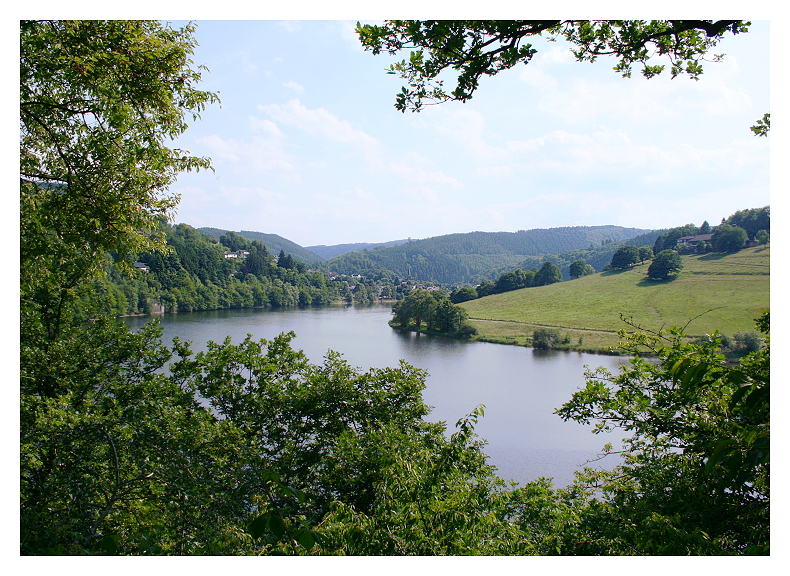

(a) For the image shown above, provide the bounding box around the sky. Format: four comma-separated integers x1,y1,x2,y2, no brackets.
163,18,771,248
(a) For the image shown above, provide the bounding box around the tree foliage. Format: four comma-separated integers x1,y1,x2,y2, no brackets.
711,224,748,252
610,245,640,269
357,20,749,112
533,261,562,286
449,286,478,303
750,113,770,137
755,230,769,245
647,249,683,280
532,328,561,350
556,313,769,554
21,20,218,351
390,289,476,336
21,20,217,270
637,246,654,262
723,206,769,240
569,259,595,279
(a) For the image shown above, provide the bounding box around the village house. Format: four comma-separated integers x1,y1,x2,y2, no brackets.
676,234,713,247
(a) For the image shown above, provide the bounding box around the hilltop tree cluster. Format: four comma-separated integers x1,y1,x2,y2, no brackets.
652,208,768,257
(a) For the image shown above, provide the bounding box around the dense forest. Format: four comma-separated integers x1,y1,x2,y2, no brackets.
306,238,411,260
85,222,351,317
20,20,768,556
198,227,325,264
328,226,651,284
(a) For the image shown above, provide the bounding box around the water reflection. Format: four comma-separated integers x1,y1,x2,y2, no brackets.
125,304,630,487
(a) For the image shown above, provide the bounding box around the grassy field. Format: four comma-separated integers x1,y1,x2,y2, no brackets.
460,246,770,353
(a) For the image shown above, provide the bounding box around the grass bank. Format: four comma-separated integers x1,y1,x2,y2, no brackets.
460,246,770,353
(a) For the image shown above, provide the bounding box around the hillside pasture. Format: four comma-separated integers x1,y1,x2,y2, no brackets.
461,246,769,351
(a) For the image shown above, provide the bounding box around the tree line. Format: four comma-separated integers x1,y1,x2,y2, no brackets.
85,222,348,316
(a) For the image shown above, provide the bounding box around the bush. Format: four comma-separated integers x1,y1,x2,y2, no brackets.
755,230,769,245
733,331,763,355
532,328,560,349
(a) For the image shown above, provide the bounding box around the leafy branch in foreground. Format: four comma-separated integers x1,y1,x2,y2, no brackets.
750,112,770,137
556,311,769,554
357,20,749,112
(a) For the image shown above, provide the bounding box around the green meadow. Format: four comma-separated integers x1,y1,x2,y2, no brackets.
461,246,770,352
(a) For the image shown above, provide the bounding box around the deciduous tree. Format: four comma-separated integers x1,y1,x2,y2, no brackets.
569,259,595,279
638,246,654,262
610,245,640,269
711,224,748,252
647,249,683,280
556,313,769,554
533,262,562,286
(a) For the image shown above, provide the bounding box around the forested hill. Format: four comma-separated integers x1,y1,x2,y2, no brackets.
511,228,666,280
328,226,652,284
306,239,411,260
198,227,325,263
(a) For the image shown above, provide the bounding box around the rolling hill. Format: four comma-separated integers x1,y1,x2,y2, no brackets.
197,227,325,263
328,225,653,284
306,239,411,260
461,246,770,352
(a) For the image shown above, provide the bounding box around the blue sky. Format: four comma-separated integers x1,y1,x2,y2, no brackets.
167,18,770,247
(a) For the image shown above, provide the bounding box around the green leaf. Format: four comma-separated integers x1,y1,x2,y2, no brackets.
295,529,316,549
249,514,269,540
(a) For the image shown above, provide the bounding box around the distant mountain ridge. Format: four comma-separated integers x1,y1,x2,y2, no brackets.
328,225,654,284
306,239,411,260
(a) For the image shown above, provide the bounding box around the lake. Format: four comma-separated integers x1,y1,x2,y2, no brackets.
124,303,631,488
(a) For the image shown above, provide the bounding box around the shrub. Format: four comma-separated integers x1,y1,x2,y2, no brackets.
733,331,762,355
532,328,560,349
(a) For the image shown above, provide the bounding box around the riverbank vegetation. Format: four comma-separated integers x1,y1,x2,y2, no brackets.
87,222,348,316
21,20,769,556
389,288,478,337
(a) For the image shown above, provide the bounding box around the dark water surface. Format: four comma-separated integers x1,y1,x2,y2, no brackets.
124,304,630,487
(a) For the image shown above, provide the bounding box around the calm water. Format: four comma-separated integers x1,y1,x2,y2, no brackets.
124,303,630,487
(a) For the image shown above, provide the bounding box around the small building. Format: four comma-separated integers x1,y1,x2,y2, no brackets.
676,234,713,247
133,261,149,272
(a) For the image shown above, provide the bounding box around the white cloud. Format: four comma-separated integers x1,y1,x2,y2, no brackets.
517,60,755,126
539,45,577,66
247,116,284,138
519,65,558,89
476,165,513,178
172,184,287,224
387,161,462,187
423,106,507,160
283,80,305,93
195,116,296,175
259,99,379,148
337,20,364,49
277,21,302,33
